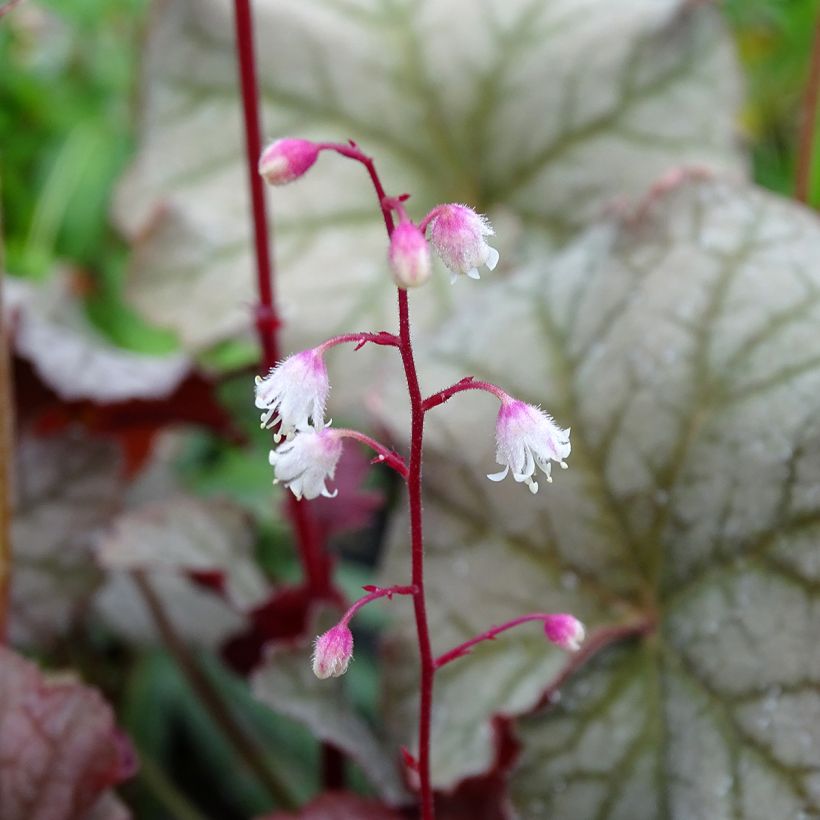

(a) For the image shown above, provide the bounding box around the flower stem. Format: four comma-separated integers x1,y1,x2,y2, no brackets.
434,613,558,669
334,429,409,478
398,288,436,820
422,377,508,413
332,143,436,819
232,0,334,598
796,18,820,204
339,584,417,626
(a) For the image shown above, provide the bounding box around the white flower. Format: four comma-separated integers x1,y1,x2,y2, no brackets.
269,427,342,500
488,399,570,494
425,203,499,284
255,348,329,441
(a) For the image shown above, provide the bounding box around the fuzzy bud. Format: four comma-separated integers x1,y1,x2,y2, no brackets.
389,221,432,289
425,203,499,283
543,614,585,652
258,138,320,185
312,624,354,679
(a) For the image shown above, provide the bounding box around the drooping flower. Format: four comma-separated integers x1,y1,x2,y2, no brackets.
424,203,499,284
258,138,320,185
488,398,570,493
312,623,354,678
543,614,585,652
389,221,432,289
269,427,342,500
255,348,329,441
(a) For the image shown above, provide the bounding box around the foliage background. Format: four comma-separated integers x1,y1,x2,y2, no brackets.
2,0,820,818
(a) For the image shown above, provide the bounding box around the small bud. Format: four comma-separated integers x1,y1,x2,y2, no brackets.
258,138,320,185
425,203,499,284
312,624,354,679
389,222,432,288
543,614,585,652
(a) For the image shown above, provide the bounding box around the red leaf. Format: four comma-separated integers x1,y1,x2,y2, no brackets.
0,647,136,820
435,718,520,820
259,792,402,820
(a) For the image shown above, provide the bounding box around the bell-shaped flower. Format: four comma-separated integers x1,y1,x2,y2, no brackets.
258,138,320,185
255,348,329,441
424,203,499,284
312,623,354,678
488,398,570,493
389,221,432,289
269,427,342,500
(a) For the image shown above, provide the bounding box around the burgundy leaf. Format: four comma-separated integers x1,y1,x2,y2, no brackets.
0,647,136,820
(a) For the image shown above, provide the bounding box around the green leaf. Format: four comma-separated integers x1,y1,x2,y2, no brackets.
115,0,743,364
380,176,820,815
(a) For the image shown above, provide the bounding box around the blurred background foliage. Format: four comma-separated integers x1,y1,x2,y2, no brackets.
2,1,820,817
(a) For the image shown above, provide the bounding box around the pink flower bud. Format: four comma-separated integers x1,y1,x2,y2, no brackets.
388,222,432,289
544,614,585,652
424,203,499,284
312,624,354,679
258,138,320,185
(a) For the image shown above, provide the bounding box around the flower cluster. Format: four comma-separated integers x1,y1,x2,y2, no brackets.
255,136,584,696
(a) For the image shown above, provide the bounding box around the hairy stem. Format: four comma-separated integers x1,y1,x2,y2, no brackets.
339,584,416,626
331,141,436,818
797,19,820,204
397,288,436,820
133,572,298,809
435,613,564,669
232,0,334,597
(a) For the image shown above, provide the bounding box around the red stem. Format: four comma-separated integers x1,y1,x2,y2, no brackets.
339,584,417,626
434,613,557,669
232,0,342,792
334,429,409,479
398,288,436,820
422,377,508,413
797,19,820,204
333,142,436,819
232,0,332,598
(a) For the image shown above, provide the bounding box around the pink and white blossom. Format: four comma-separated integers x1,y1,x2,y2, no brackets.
255,349,329,441
258,138,320,185
543,614,585,652
268,427,342,500
488,399,570,493
424,203,499,284
312,623,354,678
389,221,432,289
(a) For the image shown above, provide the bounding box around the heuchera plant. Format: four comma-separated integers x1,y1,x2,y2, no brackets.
255,136,583,819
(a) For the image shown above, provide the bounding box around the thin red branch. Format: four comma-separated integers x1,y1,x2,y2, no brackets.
339,584,416,626
434,613,556,669
796,19,820,204
421,377,508,413
334,429,409,479
329,142,436,819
